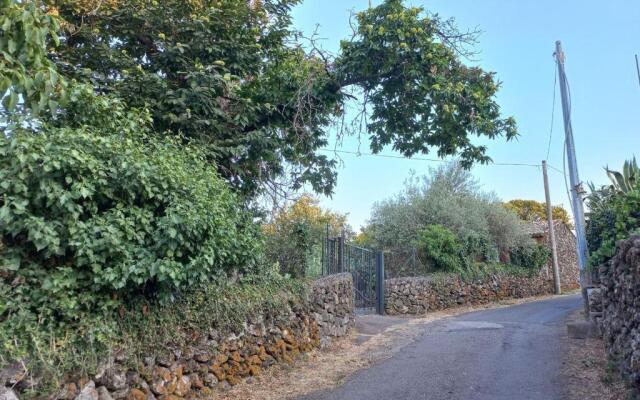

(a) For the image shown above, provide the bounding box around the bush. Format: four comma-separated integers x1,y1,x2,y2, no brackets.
0,128,262,329
587,189,640,267
460,233,498,265
263,195,350,278
509,245,550,271
504,199,573,228
415,225,463,272
366,163,530,257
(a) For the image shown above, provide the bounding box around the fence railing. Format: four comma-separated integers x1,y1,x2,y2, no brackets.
383,248,429,279
322,233,382,312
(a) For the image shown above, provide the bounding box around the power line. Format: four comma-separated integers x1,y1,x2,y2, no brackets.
545,62,558,161
318,148,552,169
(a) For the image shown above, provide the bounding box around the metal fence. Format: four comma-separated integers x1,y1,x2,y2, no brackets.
322,234,382,312
383,248,430,279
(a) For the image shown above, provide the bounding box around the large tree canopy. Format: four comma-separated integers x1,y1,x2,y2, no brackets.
4,0,518,197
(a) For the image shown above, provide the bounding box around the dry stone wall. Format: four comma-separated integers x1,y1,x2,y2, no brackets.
385,273,554,315
4,274,354,400
535,221,581,290
595,235,640,389
311,273,355,347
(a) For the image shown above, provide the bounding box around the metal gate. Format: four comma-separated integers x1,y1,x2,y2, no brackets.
322,234,384,314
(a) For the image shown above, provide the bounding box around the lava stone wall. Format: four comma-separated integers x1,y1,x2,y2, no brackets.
311,273,355,347
385,273,554,315
531,221,581,290
5,274,354,400
596,235,640,389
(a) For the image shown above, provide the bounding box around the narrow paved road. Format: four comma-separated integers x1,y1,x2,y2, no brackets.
301,295,581,400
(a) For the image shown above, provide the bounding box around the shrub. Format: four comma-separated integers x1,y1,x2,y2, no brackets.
509,245,550,271
263,195,350,278
0,128,262,330
415,225,463,272
460,233,498,265
365,163,530,260
504,199,573,228
587,189,640,267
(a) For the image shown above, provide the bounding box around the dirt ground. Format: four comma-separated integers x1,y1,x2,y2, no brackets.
211,293,571,400
564,310,631,400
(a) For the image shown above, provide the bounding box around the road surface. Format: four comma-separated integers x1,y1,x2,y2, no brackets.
301,294,581,400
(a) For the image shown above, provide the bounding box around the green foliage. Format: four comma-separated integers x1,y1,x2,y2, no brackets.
47,0,338,197
587,189,640,267
0,124,262,334
504,199,572,228
509,245,550,271
336,0,517,167
585,182,615,217
605,156,639,194
269,221,314,278
0,0,68,117
586,157,640,268
44,0,517,197
460,233,498,265
415,225,463,272
366,163,531,259
263,195,350,278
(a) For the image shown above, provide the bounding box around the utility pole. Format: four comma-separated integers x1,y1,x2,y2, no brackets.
555,41,590,315
542,160,562,295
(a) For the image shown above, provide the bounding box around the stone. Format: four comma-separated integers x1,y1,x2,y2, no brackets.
110,389,129,400
156,353,174,368
0,387,19,400
209,365,225,382
143,357,156,368
188,373,204,390
75,381,99,400
61,382,79,400
97,386,114,400
0,363,26,387
107,372,127,391
173,376,191,397
203,373,218,387
126,389,146,400
193,353,211,363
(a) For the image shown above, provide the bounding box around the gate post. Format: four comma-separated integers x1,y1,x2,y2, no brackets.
376,251,385,315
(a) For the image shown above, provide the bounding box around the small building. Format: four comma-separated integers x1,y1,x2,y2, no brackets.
524,220,580,290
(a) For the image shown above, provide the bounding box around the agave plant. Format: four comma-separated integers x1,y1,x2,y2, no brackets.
585,182,614,216
605,156,639,194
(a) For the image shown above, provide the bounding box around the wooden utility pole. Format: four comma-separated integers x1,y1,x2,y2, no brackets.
542,160,562,295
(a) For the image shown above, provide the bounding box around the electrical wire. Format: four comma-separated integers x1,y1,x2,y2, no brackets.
318,148,544,168
545,63,558,161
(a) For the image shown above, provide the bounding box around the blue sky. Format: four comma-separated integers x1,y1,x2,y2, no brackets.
292,0,640,230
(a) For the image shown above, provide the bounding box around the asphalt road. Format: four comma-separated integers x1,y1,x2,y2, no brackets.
301,294,582,400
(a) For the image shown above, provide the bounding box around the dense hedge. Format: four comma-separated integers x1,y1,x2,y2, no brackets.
1,128,262,318
0,127,265,389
